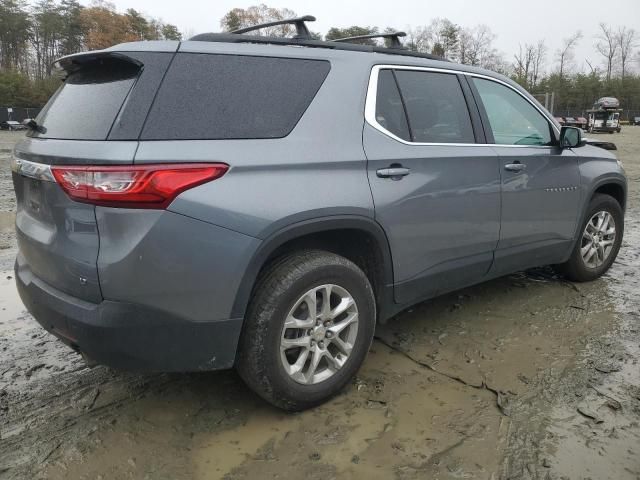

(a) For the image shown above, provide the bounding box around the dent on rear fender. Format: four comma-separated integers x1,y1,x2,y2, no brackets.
95,208,261,322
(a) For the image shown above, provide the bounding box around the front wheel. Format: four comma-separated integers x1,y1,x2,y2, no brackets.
556,194,623,282
236,250,376,411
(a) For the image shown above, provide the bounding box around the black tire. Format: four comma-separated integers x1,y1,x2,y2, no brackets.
236,250,376,411
556,194,623,282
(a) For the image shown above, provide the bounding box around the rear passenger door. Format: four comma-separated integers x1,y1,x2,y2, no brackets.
363,66,501,304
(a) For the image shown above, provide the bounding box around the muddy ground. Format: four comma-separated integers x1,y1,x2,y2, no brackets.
0,129,639,480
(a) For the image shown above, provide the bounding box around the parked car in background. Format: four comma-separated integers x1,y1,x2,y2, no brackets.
0,120,26,131
633,117,640,126
576,117,588,129
563,117,578,127
554,116,565,125
11,22,628,410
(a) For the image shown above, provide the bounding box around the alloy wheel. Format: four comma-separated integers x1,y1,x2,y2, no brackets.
581,210,616,269
280,284,359,385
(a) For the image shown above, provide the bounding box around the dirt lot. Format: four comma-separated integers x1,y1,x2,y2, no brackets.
0,129,639,480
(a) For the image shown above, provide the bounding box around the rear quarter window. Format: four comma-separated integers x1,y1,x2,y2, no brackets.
34,58,140,140
141,53,331,140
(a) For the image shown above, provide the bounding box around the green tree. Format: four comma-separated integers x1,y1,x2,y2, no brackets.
58,0,84,56
125,8,150,40
0,0,32,72
30,0,64,79
325,26,378,45
161,23,182,41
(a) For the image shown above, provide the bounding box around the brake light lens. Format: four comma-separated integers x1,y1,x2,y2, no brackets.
51,163,228,209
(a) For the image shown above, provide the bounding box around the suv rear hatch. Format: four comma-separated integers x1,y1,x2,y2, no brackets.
13,50,173,303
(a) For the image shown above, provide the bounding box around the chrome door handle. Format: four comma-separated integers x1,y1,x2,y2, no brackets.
377,167,411,179
504,162,526,172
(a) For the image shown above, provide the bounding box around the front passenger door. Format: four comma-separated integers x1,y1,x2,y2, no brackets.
470,77,581,275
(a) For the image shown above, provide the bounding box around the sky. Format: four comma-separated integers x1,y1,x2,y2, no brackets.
85,0,640,73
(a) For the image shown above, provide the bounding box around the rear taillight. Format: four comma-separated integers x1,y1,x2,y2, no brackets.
51,163,228,209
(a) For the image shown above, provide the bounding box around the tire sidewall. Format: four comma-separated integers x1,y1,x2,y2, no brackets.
260,262,375,406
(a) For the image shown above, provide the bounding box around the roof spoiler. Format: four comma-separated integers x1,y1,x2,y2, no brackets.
53,51,143,77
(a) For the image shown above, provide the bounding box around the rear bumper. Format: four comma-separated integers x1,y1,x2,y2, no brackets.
16,258,243,372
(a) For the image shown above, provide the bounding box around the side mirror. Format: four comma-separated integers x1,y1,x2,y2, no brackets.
560,126,586,148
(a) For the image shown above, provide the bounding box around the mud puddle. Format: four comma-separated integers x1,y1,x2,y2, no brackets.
1,129,639,479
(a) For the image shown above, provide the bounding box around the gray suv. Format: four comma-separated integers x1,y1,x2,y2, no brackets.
12,18,626,410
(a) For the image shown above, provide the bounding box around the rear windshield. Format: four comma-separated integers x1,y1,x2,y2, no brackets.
141,53,331,140
34,58,140,140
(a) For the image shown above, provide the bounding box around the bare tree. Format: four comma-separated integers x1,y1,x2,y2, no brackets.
459,24,497,68
596,23,619,81
585,58,599,75
405,25,431,53
616,26,636,78
530,40,547,87
220,4,297,37
513,43,539,88
556,31,582,78
427,18,460,59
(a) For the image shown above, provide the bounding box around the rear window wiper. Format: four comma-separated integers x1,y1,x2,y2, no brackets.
24,119,46,134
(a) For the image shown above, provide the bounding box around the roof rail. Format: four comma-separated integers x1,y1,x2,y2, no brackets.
188,31,447,63
332,31,407,49
230,15,316,40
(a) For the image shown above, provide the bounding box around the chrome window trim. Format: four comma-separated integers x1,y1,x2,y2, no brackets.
364,64,560,148
11,156,55,182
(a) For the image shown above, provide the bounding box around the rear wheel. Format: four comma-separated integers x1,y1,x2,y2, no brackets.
236,250,376,411
556,194,623,282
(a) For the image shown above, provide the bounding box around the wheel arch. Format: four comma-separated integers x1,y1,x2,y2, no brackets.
230,215,395,320
592,180,627,212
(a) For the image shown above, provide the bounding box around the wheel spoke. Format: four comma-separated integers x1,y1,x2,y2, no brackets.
305,348,323,384
330,296,354,320
319,285,332,320
581,241,593,257
323,349,345,370
330,335,353,356
284,314,314,330
289,347,310,376
329,312,358,336
280,336,311,350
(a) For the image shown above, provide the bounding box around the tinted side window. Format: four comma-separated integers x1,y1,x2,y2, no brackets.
375,70,410,141
142,54,331,140
34,58,140,140
394,71,475,144
473,78,552,146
